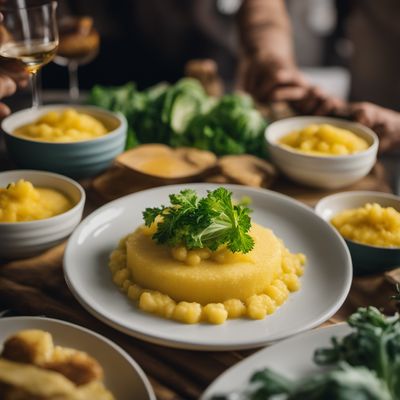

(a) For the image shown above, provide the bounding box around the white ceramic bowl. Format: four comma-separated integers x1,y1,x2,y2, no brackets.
0,170,85,259
315,190,400,275
2,105,127,178
265,116,379,189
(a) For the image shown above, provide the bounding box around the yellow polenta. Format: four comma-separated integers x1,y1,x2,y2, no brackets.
13,108,107,143
127,223,281,304
279,124,369,156
109,222,305,324
0,180,74,222
331,203,400,247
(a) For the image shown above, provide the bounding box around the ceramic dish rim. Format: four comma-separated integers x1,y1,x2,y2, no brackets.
64,183,353,350
0,315,156,400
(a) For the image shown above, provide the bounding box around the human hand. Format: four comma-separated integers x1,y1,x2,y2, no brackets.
0,15,28,118
290,86,345,116
0,73,17,118
337,102,400,154
238,56,309,103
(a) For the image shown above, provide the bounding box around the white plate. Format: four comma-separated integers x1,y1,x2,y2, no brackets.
0,317,155,400
201,323,351,399
64,183,352,350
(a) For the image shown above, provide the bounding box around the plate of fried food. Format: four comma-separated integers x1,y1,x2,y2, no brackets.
64,183,352,350
0,317,155,400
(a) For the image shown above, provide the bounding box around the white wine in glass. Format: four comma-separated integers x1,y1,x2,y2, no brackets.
0,1,58,108
54,16,99,101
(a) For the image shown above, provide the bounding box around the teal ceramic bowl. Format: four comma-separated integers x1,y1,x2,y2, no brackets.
2,105,127,178
315,191,400,275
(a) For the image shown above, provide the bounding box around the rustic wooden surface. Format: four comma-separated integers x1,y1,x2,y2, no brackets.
0,158,399,400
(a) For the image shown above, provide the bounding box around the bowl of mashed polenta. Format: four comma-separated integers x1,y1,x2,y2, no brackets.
2,105,127,178
265,116,378,189
0,170,85,259
315,191,400,275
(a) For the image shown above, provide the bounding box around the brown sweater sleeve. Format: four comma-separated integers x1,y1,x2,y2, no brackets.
237,0,295,65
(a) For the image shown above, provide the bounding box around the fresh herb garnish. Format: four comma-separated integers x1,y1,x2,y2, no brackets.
143,187,254,253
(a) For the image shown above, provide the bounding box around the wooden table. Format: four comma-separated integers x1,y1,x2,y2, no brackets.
0,126,399,400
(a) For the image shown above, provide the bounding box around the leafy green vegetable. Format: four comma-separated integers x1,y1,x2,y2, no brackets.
143,187,254,254
314,306,400,398
174,93,267,157
88,78,268,156
211,363,392,400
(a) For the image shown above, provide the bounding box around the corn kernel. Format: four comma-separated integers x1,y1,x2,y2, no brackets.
203,303,228,324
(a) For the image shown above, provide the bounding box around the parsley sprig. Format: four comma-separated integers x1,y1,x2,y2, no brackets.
143,187,254,253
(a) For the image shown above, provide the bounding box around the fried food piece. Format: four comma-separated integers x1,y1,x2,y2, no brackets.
47,347,103,385
1,330,103,385
2,330,53,365
0,359,114,400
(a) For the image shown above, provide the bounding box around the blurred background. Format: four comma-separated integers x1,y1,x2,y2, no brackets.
5,0,400,110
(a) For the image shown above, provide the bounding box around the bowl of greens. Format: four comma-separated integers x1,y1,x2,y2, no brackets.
88,78,268,157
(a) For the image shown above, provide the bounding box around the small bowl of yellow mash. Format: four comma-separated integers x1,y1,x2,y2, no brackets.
0,169,85,259
315,190,400,275
1,105,127,178
265,116,378,189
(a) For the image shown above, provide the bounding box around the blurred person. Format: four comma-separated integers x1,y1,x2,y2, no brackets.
344,0,400,111
48,0,334,114
237,0,343,115
237,0,400,153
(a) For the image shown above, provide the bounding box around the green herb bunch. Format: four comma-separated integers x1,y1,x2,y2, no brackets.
314,306,400,398
143,187,254,254
211,307,400,400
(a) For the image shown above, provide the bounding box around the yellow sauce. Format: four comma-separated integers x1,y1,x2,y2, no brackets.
138,156,195,177
109,222,305,324
279,124,369,156
0,180,74,222
331,203,400,247
13,108,108,143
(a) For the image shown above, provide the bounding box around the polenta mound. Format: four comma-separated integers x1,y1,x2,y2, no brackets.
0,180,74,222
331,203,400,248
109,222,305,325
13,108,108,143
279,124,369,156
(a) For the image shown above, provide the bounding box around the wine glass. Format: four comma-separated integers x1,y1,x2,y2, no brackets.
53,16,99,101
0,1,58,108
